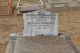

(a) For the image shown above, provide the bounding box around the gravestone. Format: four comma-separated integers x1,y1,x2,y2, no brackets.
6,9,78,53
23,10,58,36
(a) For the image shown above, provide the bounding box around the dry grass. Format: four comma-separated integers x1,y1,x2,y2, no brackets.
58,11,80,45
0,15,23,53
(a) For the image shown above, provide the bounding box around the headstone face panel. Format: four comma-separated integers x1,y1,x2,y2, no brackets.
23,10,58,36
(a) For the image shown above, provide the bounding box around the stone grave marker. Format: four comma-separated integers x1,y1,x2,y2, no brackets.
23,10,58,36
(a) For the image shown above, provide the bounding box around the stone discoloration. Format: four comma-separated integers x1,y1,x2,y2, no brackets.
14,36,75,53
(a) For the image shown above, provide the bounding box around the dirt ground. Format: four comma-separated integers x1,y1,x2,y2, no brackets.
0,11,80,53
0,16,23,53
58,11,80,45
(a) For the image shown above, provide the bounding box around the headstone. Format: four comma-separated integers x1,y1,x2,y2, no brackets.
23,10,58,36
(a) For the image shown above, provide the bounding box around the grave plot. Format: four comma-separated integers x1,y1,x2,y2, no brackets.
3,0,80,53
6,35,79,53
5,9,80,53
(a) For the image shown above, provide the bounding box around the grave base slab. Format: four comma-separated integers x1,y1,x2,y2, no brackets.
5,33,78,53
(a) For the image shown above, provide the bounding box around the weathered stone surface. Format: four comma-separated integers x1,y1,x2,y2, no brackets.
23,10,58,36
13,36,75,53
5,40,16,53
76,46,80,53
